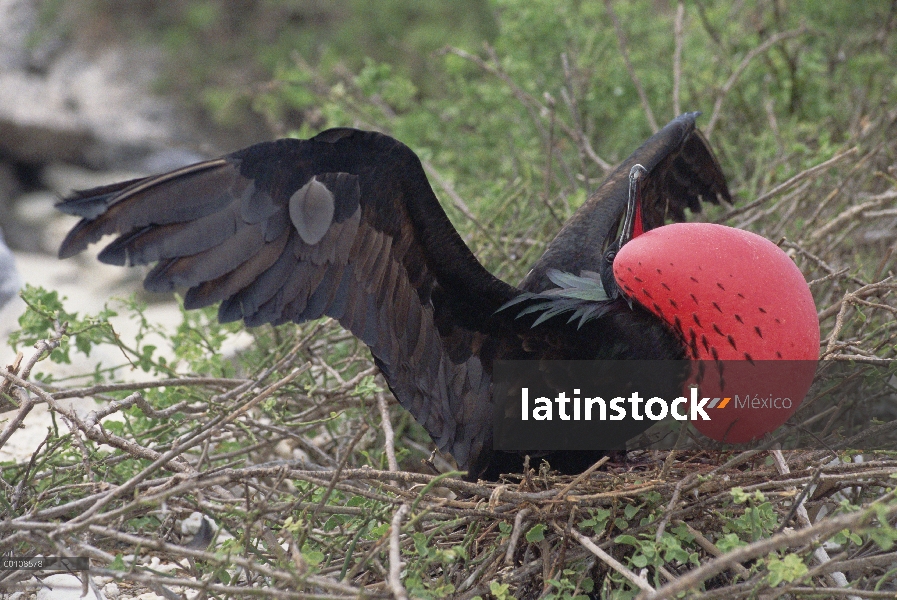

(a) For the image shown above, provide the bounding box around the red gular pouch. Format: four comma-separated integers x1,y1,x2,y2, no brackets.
613,222,820,443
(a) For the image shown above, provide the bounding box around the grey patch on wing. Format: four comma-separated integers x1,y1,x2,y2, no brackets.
290,177,335,245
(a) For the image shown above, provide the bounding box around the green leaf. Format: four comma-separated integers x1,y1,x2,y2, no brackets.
526,523,546,543
868,528,896,551
731,487,748,504
489,581,515,600
109,555,127,571
766,553,808,586
351,375,383,398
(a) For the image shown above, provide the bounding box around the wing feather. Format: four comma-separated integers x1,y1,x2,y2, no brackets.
184,232,290,309
99,206,242,266
59,161,241,258
57,129,521,476
143,223,267,292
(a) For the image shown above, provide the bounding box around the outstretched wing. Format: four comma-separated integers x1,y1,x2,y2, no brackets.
521,112,731,292
58,128,522,472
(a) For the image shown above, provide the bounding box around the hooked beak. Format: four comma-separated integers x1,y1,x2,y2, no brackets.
601,164,648,303
616,164,648,250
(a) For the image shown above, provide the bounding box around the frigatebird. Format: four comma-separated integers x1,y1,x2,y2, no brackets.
57,112,735,480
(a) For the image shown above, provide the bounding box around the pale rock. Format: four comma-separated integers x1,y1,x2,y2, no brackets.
103,581,120,599
35,573,100,600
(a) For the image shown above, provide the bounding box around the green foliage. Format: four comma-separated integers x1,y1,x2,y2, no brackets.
350,375,383,399
171,300,243,377
614,529,700,572
869,503,897,551
611,518,700,592
726,487,778,542
765,552,809,586
579,507,612,535
497,520,513,539
7,285,249,383
403,529,467,599
10,284,118,372
69,0,496,137
488,581,516,600
545,569,594,600
715,532,748,554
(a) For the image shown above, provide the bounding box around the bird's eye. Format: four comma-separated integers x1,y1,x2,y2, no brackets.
605,251,617,263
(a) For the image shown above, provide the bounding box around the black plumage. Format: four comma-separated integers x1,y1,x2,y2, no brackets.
58,113,730,481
